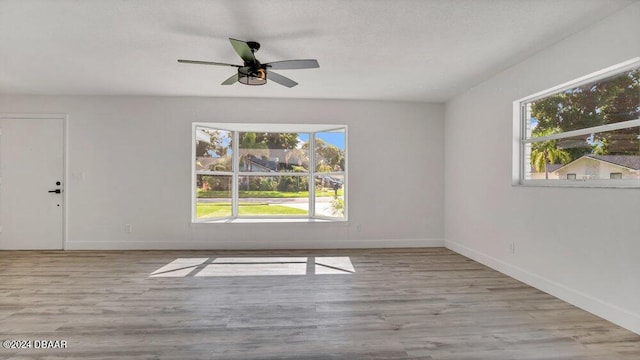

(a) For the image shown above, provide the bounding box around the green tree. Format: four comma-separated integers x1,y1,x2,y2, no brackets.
530,128,571,179
259,133,299,150
195,129,232,173
196,129,223,157
531,69,639,157
283,147,308,170
237,132,301,160
306,138,345,172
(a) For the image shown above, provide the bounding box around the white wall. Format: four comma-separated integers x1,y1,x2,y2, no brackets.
0,96,444,249
444,3,640,334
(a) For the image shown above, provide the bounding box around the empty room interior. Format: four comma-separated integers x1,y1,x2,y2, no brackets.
1,0,640,359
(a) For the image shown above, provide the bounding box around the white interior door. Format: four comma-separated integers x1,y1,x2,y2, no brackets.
0,117,64,249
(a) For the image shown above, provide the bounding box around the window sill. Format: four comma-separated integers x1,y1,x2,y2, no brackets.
515,180,640,188
193,217,348,224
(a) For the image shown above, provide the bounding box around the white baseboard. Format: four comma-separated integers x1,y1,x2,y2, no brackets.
65,238,444,250
445,240,640,336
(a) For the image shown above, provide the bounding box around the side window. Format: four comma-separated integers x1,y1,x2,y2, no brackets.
314,129,346,218
517,59,640,187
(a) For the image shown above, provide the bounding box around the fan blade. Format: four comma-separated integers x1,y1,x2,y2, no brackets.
178,59,240,67
221,73,238,85
268,71,298,88
229,38,256,64
265,59,319,70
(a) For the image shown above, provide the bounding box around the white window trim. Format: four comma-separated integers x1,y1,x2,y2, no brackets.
521,119,640,144
513,58,640,188
192,123,348,223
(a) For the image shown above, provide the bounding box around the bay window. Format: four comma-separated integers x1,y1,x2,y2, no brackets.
193,123,347,221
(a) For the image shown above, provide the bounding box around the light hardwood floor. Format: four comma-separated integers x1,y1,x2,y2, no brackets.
1,248,638,359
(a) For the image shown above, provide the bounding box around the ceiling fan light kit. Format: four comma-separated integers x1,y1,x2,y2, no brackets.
239,67,267,86
178,38,319,88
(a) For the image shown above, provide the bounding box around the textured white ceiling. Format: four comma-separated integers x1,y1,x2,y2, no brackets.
0,0,635,102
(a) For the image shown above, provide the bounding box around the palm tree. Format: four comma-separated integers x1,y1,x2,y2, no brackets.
530,127,571,179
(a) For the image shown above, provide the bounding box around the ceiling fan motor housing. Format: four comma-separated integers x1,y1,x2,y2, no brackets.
246,41,260,52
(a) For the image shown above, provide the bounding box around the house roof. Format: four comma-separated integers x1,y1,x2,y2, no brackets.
552,155,640,173
587,155,640,170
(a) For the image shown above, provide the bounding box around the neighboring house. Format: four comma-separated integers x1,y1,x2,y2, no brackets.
197,153,307,173
241,152,308,172
243,156,277,172
553,155,640,180
529,163,563,180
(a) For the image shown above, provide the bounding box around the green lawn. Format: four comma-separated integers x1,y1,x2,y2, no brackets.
196,202,308,218
198,189,343,199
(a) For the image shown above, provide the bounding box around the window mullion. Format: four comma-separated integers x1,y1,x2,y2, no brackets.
192,124,197,222
521,103,529,182
232,130,239,217
309,132,316,217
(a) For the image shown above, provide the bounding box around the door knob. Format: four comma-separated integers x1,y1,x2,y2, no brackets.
48,189,61,194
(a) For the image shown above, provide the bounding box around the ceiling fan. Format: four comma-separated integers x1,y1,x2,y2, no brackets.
178,38,319,88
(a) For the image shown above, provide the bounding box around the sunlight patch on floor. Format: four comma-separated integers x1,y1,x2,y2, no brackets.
149,258,209,277
197,263,307,277
211,257,307,264
149,257,355,277
315,257,355,274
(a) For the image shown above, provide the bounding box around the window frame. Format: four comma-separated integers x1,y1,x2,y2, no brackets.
513,58,640,188
192,123,348,223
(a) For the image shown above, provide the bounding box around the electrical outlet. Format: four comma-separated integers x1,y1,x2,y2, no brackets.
508,242,516,254
124,224,132,233
356,224,362,232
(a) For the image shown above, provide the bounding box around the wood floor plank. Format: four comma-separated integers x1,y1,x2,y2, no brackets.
0,248,638,359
